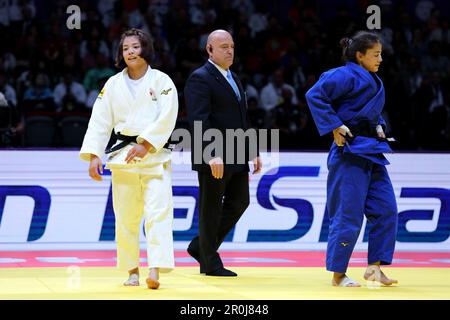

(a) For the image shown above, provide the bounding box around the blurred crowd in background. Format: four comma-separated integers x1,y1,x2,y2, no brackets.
0,0,449,151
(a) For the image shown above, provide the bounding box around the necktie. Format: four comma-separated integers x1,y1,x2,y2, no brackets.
226,70,241,101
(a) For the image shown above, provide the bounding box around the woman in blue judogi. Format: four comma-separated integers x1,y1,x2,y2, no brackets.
305,31,398,287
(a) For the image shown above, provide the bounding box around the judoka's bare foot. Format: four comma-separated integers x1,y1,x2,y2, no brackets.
124,267,140,286
332,272,361,287
364,265,398,286
146,268,160,290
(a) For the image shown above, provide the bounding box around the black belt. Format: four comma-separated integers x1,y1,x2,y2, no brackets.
347,122,377,137
343,133,396,144
105,133,174,154
343,123,396,143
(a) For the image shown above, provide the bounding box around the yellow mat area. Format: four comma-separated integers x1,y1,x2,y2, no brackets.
0,267,449,300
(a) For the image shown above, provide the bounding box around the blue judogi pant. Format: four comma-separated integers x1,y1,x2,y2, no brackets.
326,145,398,273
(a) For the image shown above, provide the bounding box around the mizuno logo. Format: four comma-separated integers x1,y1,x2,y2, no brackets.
161,88,172,95
340,242,350,247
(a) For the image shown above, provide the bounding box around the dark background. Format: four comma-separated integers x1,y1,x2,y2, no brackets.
0,0,449,151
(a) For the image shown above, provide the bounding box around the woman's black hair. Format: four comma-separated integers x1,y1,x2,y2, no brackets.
340,31,382,63
115,28,154,69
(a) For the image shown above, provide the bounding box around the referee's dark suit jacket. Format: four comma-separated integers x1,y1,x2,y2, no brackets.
184,60,257,273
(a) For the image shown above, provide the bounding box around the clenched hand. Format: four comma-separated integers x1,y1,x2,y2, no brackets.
89,154,103,181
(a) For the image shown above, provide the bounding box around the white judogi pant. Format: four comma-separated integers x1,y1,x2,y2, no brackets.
111,162,174,272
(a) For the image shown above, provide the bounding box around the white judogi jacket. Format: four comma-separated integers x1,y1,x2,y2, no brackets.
79,66,178,173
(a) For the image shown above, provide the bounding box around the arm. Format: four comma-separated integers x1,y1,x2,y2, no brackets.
305,69,353,136
136,75,179,153
184,72,212,132
79,79,114,181
185,71,225,178
184,71,215,159
79,79,114,162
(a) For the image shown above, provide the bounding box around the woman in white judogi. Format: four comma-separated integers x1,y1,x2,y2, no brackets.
79,28,178,289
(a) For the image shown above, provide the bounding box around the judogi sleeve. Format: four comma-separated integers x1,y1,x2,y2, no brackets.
305,69,354,136
137,75,178,153
79,79,114,162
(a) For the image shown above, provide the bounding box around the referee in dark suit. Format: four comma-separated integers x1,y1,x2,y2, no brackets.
184,30,262,276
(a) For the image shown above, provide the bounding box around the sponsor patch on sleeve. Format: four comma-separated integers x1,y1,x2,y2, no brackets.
98,87,105,99
161,88,172,95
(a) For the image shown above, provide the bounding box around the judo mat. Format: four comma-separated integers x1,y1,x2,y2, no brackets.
1,250,449,300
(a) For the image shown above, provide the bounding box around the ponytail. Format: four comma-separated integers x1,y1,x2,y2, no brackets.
340,31,381,63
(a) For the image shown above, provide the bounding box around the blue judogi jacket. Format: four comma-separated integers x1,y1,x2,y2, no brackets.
305,62,392,165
